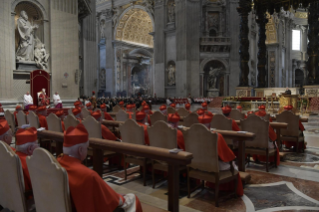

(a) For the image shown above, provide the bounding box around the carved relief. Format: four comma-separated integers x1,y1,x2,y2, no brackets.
167,0,175,23
207,12,219,31
265,13,277,44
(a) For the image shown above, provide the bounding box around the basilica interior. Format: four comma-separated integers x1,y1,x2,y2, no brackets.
1,0,319,212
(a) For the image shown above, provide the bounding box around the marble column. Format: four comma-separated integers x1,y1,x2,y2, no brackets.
306,2,319,85
237,0,251,87
256,5,268,88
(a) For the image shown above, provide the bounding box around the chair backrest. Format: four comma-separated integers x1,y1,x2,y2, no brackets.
249,112,270,121
241,114,269,149
5,110,15,132
17,110,27,127
82,116,102,138
67,108,73,115
211,114,233,145
167,107,176,114
63,114,80,130
229,110,245,120
116,109,129,122
46,113,63,132
184,124,219,173
112,105,121,112
0,141,27,212
27,148,72,212
81,108,91,119
276,111,299,137
177,108,190,117
148,120,177,149
27,111,40,128
150,111,167,125
183,112,199,127
119,119,145,145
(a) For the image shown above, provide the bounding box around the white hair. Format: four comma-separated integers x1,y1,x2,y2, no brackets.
16,141,37,154
63,141,89,157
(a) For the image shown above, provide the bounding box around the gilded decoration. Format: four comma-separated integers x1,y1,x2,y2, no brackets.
116,8,153,47
265,13,277,44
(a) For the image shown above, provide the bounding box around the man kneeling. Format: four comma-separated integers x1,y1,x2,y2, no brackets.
57,124,143,212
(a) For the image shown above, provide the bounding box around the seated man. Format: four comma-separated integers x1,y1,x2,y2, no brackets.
142,105,152,125
38,88,50,106
36,106,48,130
197,113,243,196
222,106,240,131
135,111,150,145
55,110,65,131
118,101,124,109
255,105,272,121
201,102,213,116
0,120,14,151
100,103,113,121
14,105,23,126
159,105,167,115
26,105,37,116
73,108,83,122
74,101,83,109
24,91,33,110
167,113,185,150
57,124,143,212
236,105,247,118
185,103,191,113
170,103,176,109
53,92,63,109
86,102,93,113
15,127,39,191
90,110,118,141
126,104,134,119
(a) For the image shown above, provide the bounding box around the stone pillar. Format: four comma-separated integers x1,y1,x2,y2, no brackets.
286,18,294,87
237,0,251,86
306,2,319,85
256,5,268,88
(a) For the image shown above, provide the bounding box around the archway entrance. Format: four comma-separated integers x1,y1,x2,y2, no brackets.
131,66,148,96
203,60,226,97
295,69,304,87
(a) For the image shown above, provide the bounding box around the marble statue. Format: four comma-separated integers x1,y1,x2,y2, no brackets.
166,64,176,86
168,2,175,23
16,10,39,62
100,19,106,39
112,7,120,26
208,66,223,88
34,44,50,69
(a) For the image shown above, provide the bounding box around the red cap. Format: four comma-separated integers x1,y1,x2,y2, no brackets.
143,105,150,111
201,102,208,108
247,111,254,115
237,105,242,110
29,105,37,111
72,108,81,116
119,101,124,106
168,112,180,123
16,105,22,110
16,127,37,145
222,106,232,114
258,105,266,110
74,101,82,107
141,101,147,106
198,114,213,124
0,120,10,135
86,102,92,107
36,106,46,112
55,110,64,117
185,103,191,110
126,104,135,109
197,109,205,116
160,105,167,111
90,110,101,119
100,104,106,109
284,105,293,111
63,124,88,147
255,110,266,117
136,111,146,121
170,103,176,108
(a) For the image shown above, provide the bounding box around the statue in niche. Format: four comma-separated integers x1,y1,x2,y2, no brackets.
167,1,175,23
34,44,50,69
208,66,224,89
100,19,106,39
112,7,121,27
166,64,176,86
16,10,39,62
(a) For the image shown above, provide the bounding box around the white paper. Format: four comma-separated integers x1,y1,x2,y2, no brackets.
21,124,30,129
237,131,248,134
169,148,182,154
37,127,46,131
210,128,216,131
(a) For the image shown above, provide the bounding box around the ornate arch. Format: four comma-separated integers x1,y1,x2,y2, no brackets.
128,48,153,58
200,58,229,74
12,0,48,21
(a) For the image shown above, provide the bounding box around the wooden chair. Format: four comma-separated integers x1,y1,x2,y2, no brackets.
248,112,270,121
0,141,29,212
26,148,72,212
17,110,27,127
241,115,277,172
67,108,73,115
183,124,238,207
177,108,190,117
183,112,199,127
63,114,80,130
47,113,63,132
5,110,15,133
229,110,245,120
211,114,234,148
81,107,91,119
276,111,304,152
112,105,121,112
119,119,150,186
116,109,129,122
150,111,167,125
148,121,185,188
27,111,40,128
167,107,176,114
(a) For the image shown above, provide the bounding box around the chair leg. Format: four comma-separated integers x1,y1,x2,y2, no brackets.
124,160,127,181
215,182,220,207
187,168,190,198
274,151,278,168
296,140,299,153
234,176,238,198
266,149,269,172
152,162,155,189
143,159,147,186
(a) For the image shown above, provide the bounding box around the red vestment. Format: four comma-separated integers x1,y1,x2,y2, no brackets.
39,94,49,106
37,114,48,130
127,112,133,119
57,155,142,212
62,121,65,131
16,151,32,191
204,133,243,196
147,115,151,126
177,129,185,151
101,125,117,141
137,122,150,145
11,147,16,151
104,112,114,121
231,119,240,131
0,108,4,113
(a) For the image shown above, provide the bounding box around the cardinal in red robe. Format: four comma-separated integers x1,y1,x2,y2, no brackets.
15,127,39,191
135,111,150,146
39,89,50,106
185,103,191,113
55,110,65,131
159,105,167,115
201,102,213,116
91,110,118,141
142,105,153,126
126,104,134,119
26,105,37,116
72,107,83,123
36,106,48,130
57,124,143,212
100,103,113,120
237,105,247,118
222,106,240,131
0,120,15,151
167,113,185,150
86,102,93,113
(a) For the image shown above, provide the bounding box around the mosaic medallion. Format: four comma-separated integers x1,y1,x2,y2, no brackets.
283,152,319,163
